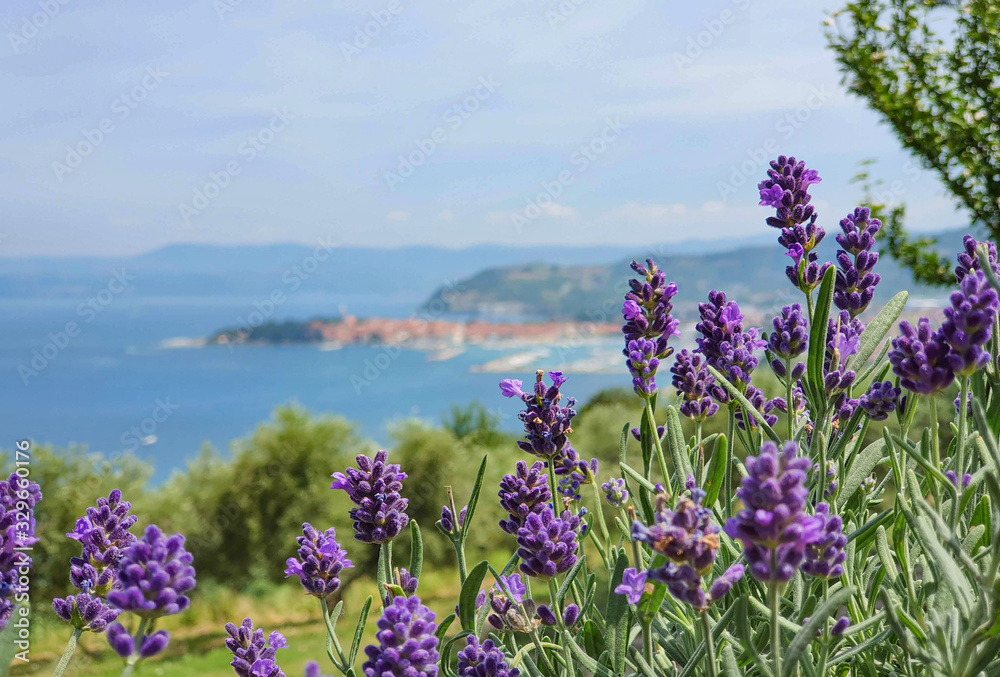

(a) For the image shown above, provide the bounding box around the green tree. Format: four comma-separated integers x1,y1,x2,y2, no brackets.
827,0,1000,284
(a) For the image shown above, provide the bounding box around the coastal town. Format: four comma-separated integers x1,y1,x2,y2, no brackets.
211,315,621,350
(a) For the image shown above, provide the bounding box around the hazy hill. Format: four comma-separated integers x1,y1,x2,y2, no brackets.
0,236,774,301
422,229,972,321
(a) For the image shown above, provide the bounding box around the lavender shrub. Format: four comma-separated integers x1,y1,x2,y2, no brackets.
43,156,1000,677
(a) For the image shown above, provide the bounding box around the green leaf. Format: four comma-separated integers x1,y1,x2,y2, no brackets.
459,560,490,630
703,434,728,510
827,628,893,667
735,596,772,677
349,596,373,666
434,613,456,644
782,586,856,677
408,521,423,582
706,366,781,443
620,462,658,494
376,543,390,608
665,405,693,493
640,398,656,477
636,567,667,625
563,629,616,677
721,644,741,677
806,265,836,408
605,552,629,674
846,290,908,371
875,525,898,584
839,439,886,510
907,503,974,616
962,524,986,555
973,400,1000,472
619,422,630,466
556,555,585,606
847,508,893,546
580,620,607,662
461,456,488,541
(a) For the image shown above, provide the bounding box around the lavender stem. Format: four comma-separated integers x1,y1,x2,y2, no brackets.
52,628,82,677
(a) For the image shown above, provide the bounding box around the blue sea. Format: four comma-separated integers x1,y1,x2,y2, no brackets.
0,294,624,480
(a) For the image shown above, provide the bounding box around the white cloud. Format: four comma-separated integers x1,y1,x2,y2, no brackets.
541,203,577,218
386,210,409,223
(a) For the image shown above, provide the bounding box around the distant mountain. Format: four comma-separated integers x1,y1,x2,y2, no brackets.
0,235,775,301
422,228,972,321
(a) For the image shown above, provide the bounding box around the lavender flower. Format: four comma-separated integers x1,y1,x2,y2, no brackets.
945,471,972,488
107,525,196,618
516,506,580,579
602,477,629,507
331,450,410,544
554,450,597,501
651,562,745,612
758,156,830,292
955,391,973,419
284,523,353,598
671,350,719,421
955,234,1000,283
834,208,881,317
758,155,823,232
889,319,955,395
631,481,744,610
706,564,745,603
801,503,847,579
439,504,467,535
498,461,551,535
622,258,681,353
500,371,577,459
941,270,999,376
725,442,816,582
767,304,808,378
225,618,288,677
66,489,138,570
304,664,331,677
0,473,41,630
824,310,863,395
785,244,833,294
362,595,439,677
52,593,120,633
458,636,519,677
735,385,779,431
107,623,170,659
695,291,765,400
396,568,419,596
832,617,851,636
625,338,660,397
487,574,540,633
633,485,714,562
859,381,900,421
614,568,648,604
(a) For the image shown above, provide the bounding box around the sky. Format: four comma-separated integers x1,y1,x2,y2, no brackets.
0,0,967,257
